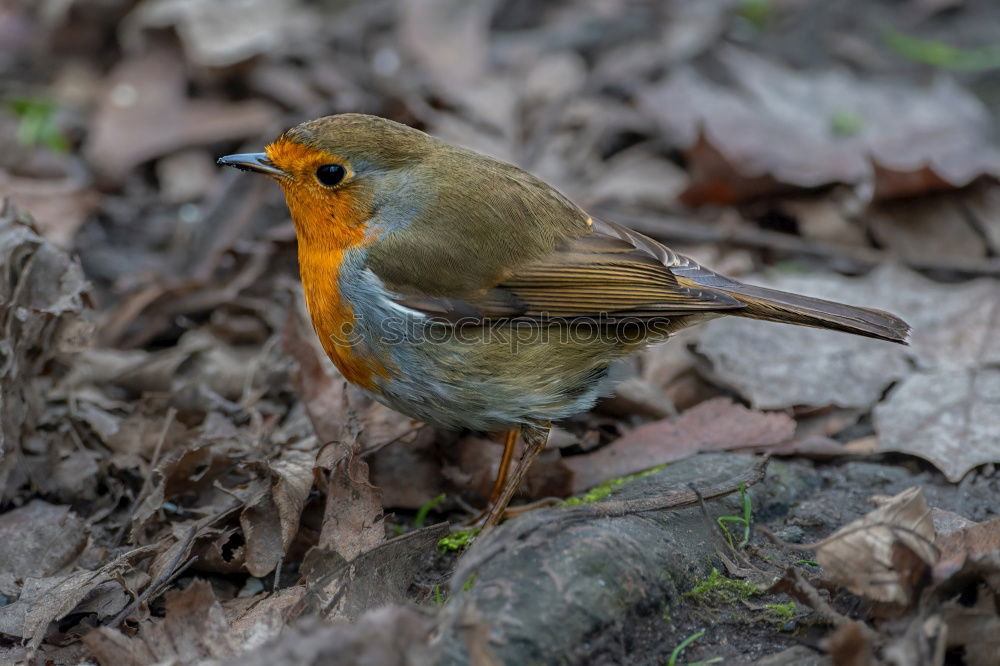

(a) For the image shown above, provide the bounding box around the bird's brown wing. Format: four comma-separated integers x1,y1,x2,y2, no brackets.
374,217,746,323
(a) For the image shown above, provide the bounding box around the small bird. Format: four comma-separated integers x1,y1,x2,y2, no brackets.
219,114,909,527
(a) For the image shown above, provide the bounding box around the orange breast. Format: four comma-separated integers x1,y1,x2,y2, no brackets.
299,247,390,391
268,137,392,391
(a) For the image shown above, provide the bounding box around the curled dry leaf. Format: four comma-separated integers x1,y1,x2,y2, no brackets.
241,442,317,577
565,397,794,493
642,46,1000,205
0,544,156,649
809,486,937,605
0,200,92,503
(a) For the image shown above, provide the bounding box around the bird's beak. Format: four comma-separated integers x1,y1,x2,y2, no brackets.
217,152,289,179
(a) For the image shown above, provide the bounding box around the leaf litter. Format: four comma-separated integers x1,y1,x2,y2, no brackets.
2,0,1000,664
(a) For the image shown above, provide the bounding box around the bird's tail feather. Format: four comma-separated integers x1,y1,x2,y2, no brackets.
720,283,911,344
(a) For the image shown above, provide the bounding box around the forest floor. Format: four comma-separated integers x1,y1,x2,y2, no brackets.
3,1,1000,664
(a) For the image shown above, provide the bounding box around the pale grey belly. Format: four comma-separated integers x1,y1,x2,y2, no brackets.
369,322,639,432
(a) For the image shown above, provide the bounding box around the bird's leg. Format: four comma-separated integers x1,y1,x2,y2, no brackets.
487,427,519,507
463,426,520,527
480,422,551,529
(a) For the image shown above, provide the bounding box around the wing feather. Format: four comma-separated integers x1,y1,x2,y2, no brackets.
378,217,747,323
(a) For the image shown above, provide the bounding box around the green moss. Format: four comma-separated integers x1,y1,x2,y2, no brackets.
764,601,796,620
884,29,1000,72
684,568,760,605
461,573,478,591
562,464,666,506
830,111,864,137
437,527,480,552
736,0,772,31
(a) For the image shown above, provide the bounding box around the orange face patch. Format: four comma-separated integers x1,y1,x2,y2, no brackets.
267,138,391,390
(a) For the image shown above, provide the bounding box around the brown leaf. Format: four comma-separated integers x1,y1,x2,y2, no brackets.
822,621,874,666
218,606,437,666
0,500,87,579
0,200,92,503
225,586,306,652
696,264,1000,415
936,516,1000,564
241,444,316,577
83,579,237,665
84,46,277,181
317,444,384,562
875,368,1000,483
565,398,794,493
868,187,994,265
123,0,307,67
0,173,99,248
940,585,1000,666
0,544,155,648
299,524,450,621
641,46,1000,205
695,273,910,410
809,487,938,605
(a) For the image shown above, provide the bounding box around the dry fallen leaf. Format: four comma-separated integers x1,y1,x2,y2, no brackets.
83,579,237,665
940,584,1000,666
642,46,1000,205
299,524,449,621
241,442,317,577
694,266,918,411
219,606,438,666
875,368,1000,482
85,46,278,181
0,500,87,580
695,263,1000,480
809,486,937,605
0,200,92,503
123,0,307,67
565,397,795,492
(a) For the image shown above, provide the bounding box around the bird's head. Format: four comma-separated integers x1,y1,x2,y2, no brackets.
219,113,434,248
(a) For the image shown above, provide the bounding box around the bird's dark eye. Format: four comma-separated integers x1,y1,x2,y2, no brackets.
315,164,346,187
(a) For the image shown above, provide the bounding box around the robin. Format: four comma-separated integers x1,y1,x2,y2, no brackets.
219,113,909,528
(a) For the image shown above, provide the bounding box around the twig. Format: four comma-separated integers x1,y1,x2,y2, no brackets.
561,457,769,520
108,526,198,628
112,408,176,546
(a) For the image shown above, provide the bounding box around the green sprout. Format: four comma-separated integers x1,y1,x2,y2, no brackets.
668,629,721,666
883,29,1000,71
830,111,864,137
8,97,68,152
414,493,446,528
716,482,752,549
